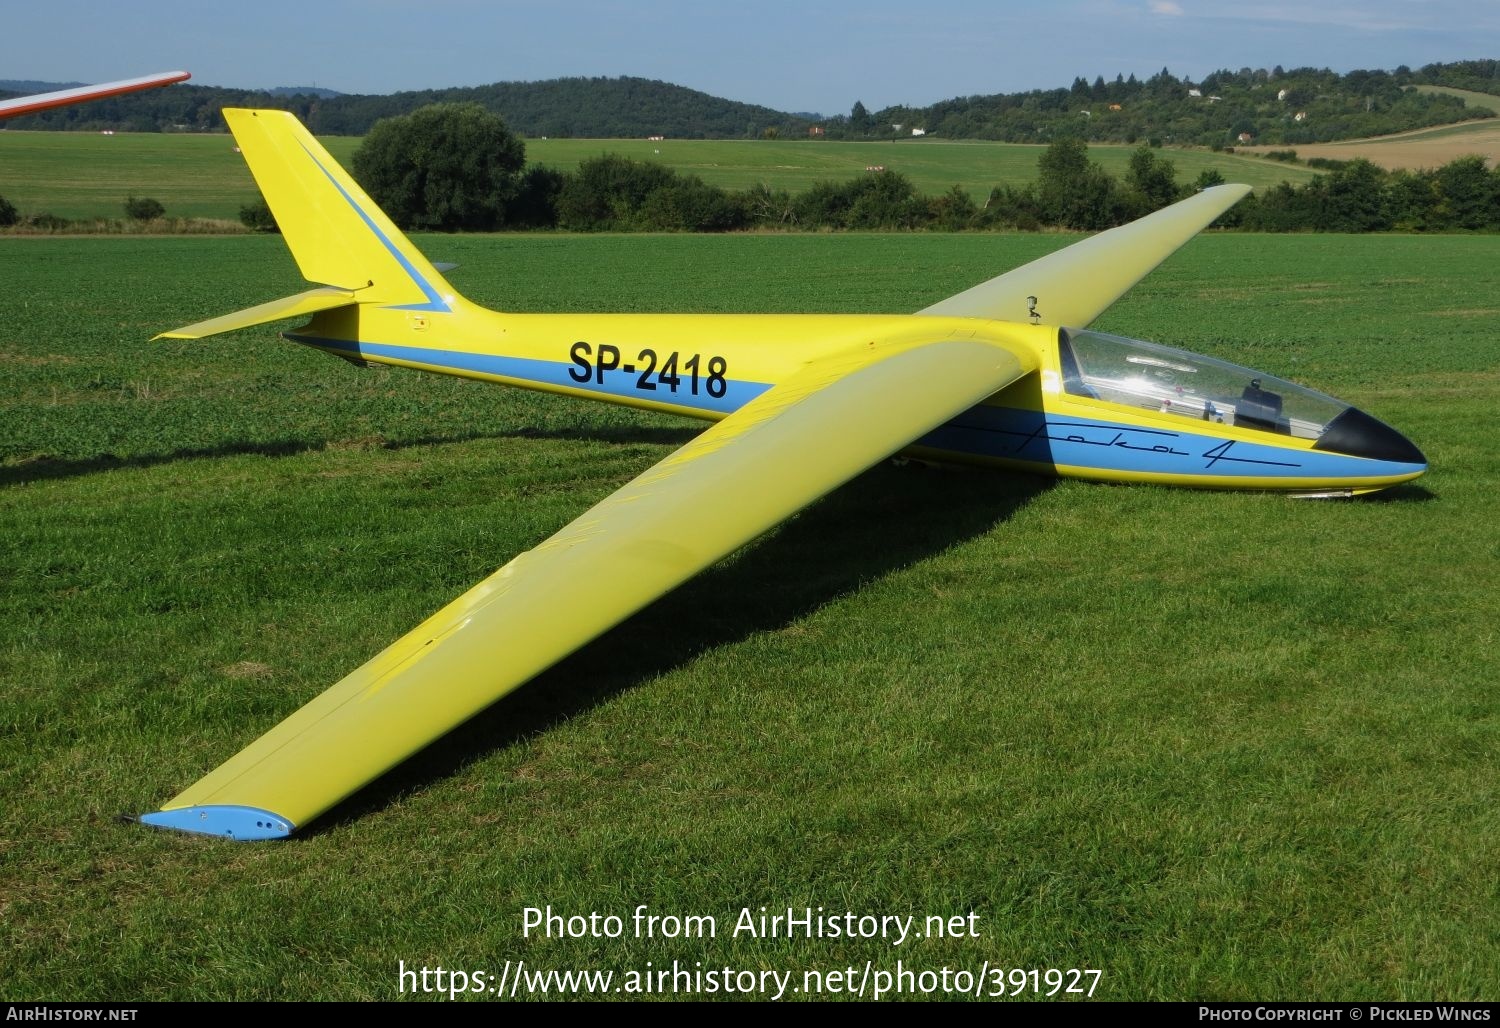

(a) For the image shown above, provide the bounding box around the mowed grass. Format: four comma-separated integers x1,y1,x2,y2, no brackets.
2,232,1498,1001
0,130,1314,221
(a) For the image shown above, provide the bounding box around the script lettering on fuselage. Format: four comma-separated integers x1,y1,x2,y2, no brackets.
1015,419,1302,470
568,341,729,399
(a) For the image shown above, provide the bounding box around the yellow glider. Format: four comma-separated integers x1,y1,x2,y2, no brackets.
141,110,1423,839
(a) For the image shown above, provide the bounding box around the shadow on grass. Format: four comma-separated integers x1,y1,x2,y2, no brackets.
309,463,1054,836
0,424,699,487
1359,483,1436,503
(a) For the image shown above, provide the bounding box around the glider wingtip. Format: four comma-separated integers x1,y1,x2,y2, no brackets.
138,805,295,841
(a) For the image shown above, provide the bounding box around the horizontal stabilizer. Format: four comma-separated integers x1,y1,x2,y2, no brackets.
154,287,356,340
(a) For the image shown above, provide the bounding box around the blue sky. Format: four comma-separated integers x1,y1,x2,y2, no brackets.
2,0,1496,116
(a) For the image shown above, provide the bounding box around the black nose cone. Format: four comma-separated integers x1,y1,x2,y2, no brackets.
1313,407,1426,465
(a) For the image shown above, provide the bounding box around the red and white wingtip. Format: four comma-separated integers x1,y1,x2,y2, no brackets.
0,70,190,120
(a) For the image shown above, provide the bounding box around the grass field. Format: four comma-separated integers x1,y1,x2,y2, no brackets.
1413,85,1500,116
0,130,1315,221
2,231,1498,1001
1244,116,1500,171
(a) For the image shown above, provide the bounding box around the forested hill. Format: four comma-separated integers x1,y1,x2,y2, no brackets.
2,60,1497,142
0,76,811,139
849,61,1499,146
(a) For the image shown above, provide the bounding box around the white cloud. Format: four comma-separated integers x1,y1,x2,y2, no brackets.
1150,1,1185,13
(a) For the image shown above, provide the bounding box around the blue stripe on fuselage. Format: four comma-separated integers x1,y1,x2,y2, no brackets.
918,404,1425,481
296,140,451,314
288,335,771,416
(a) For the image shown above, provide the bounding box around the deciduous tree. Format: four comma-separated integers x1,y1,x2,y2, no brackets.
352,103,525,230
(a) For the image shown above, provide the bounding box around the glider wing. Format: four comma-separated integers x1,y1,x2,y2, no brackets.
141,332,1033,838
918,184,1251,327
0,71,190,120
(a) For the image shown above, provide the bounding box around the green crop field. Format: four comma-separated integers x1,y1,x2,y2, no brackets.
2,231,1497,1001
0,130,1315,221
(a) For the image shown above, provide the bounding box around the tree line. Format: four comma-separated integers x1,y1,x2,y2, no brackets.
838,63,1493,148
8,104,1493,235
325,105,1500,236
0,76,810,140
3,60,1496,145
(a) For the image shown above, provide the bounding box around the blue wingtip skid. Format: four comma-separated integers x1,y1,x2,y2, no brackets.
139,805,295,841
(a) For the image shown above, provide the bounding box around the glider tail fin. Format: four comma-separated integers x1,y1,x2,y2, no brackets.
156,108,462,340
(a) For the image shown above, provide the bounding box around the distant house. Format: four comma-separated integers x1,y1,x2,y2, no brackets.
1277,88,1290,101
1237,132,1254,143
911,127,925,136
1108,103,1122,111
891,123,903,132
647,134,665,141
808,125,825,137
1208,96,1222,103
1293,111,1308,122
1187,88,1202,98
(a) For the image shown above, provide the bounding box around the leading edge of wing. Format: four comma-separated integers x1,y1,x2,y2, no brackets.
139,330,1034,839
918,184,1251,328
0,71,190,119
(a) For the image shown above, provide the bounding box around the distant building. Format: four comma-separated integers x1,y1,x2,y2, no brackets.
647,135,665,141
1277,88,1289,101
809,125,824,137
911,127,925,136
891,124,903,132
1293,111,1308,122
1237,132,1254,143
1187,88,1202,97
1108,103,1123,111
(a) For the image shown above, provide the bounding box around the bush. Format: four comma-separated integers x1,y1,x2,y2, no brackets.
0,194,17,227
977,184,1043,230
352,103,525,231
238,198,279,232
792,171,926,230
844,171,926,229
741,183,798,227
637,176,746,231
556,155,676,231
1037,139,1129,229
124,196,165,221
27,213,70,230
507,166,566,229
927,185,979,231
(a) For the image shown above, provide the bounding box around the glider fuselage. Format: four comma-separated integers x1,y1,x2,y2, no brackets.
288,303,1426,497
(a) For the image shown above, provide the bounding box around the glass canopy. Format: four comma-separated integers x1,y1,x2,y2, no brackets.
1059,329,1349,440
